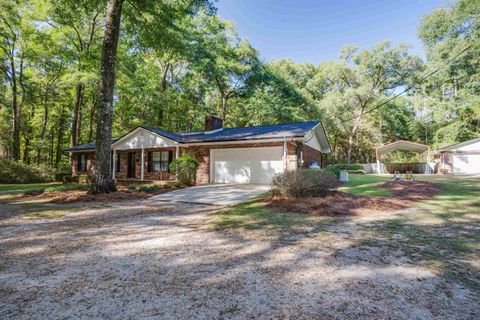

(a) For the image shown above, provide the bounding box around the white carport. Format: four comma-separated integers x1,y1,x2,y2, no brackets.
375,140,431,174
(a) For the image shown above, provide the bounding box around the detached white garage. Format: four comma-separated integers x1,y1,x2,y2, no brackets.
437,137,480,175
210,147,284,184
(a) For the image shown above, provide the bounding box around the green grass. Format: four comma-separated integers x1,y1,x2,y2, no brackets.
43,184,89,192
214,175,480,289
0,183,89,201
338,174,391,196
355,175,480,289
0,183,60,194
213,195,312,230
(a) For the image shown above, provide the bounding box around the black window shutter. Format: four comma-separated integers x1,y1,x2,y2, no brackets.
116,153,120,172
110,151,113,171
168,151,173,172
77,154,82,171
147,152,152,172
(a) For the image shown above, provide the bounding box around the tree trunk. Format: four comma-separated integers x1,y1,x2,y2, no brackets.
71,83,84,146
88,103,96,142
221,95,228,122
22,136,30,163
346,107,365,164
55,106,67,167
49,127,55,164
10,57,21,161
90,0,124,194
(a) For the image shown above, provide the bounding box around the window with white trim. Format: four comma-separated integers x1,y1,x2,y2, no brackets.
148,151,172,173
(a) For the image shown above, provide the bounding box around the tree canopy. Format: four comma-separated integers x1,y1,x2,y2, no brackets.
0,0,478,168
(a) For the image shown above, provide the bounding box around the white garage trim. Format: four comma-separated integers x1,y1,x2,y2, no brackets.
210,147,284,184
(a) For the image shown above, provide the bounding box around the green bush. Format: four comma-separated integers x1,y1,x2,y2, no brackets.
62,176,79,184
0,157,55,183
329,163,364,171
55,170,72,183
271,169,339,197
126,183,140,190
169,153,199,186
323,165,341,179
138,184,159,193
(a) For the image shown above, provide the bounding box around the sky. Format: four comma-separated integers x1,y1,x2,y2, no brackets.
216,0,449,64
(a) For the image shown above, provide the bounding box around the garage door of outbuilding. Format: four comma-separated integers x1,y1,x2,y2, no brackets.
210,147,283,184
453,154,480,175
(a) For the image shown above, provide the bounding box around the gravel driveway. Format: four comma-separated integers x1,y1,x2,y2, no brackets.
0,200,478,319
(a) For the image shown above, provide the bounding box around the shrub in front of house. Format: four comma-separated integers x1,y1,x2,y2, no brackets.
271,169,339,197
62,175,79,184
126,183,140,190
169,153,199,186
138,184,159,193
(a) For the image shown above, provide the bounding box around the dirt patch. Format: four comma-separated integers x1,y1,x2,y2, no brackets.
267,180,441,216
16,186,173,204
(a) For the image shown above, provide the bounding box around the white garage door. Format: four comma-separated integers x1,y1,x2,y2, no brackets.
453,154,480,175
211,147,284,184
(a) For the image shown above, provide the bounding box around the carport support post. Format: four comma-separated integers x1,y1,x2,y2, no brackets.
376,149,381,174
140,147,144,181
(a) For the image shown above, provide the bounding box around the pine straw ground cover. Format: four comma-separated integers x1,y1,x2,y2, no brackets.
267,180,442,216
7,184,173,204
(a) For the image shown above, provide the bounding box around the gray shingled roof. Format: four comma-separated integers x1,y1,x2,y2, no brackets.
64,121,320,151
64,139,119,152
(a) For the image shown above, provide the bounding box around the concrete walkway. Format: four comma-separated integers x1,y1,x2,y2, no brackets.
150,184,270,205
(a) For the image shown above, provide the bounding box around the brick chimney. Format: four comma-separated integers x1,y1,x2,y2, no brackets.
205,113,223,132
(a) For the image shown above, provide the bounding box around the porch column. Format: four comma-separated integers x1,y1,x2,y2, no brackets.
141,147,144,181
175,145,179,182
112,149,116,179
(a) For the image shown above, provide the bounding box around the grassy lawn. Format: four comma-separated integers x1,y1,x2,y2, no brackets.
338,174,391,196
0,183,89,200
0,182,60,194
213,174,480,289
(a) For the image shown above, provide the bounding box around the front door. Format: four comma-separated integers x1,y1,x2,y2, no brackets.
127,152,136,178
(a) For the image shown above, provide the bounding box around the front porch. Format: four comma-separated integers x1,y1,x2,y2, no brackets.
112,147,180,182
111,127,182,182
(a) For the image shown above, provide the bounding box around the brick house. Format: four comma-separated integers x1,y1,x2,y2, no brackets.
65,115,331,184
